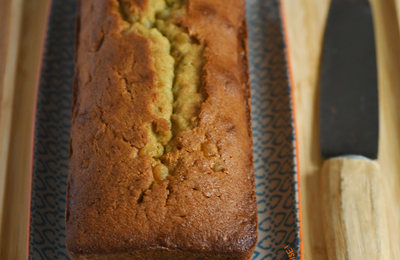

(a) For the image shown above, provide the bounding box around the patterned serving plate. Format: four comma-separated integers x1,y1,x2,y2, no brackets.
28,0,302,259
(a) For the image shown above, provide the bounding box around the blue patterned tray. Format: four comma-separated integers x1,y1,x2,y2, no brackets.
29,0,301,259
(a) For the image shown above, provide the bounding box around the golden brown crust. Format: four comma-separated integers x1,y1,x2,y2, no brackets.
66,0,257,259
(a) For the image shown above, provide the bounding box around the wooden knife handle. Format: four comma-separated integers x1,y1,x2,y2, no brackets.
321,157,390,260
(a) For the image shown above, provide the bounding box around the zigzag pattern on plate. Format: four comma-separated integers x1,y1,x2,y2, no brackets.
246,0,300,259
29,0,76,259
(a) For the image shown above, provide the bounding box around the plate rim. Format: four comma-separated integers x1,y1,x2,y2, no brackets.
26,0,54,258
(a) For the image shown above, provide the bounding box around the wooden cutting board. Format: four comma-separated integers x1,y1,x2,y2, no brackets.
0,0,50,259
0,0,399,259
283,0,400,259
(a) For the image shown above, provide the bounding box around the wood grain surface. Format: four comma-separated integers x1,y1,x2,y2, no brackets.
0,0,23,242
283,0,400,259
0,0,50,259
0,0,399,259
321,158,390,260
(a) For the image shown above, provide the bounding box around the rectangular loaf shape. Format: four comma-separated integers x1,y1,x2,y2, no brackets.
66,0,257,259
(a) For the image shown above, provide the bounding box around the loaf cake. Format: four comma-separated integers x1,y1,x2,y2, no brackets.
66,0,257,259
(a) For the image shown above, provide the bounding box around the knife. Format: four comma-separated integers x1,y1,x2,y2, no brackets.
319,0,390,259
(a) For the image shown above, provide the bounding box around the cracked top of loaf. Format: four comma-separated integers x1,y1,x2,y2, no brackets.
66,0,257,258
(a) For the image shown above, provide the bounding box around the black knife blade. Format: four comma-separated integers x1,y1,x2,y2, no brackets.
319,0,379,159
